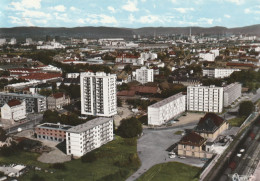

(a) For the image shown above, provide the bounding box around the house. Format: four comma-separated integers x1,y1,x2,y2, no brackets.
1,99,26,121
47,93,70,110
177,132,213,159
194,113,229,140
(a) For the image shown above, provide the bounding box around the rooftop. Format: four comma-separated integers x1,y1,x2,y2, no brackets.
179,132,206,146
0,92,46,99
149,93,185,108
195,113,226,133
37,123,72,130
67,117,112,133
7,99,22,107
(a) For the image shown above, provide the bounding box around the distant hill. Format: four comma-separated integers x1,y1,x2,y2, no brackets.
0,24,260,39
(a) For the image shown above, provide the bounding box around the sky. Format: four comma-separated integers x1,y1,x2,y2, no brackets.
0,0,260,28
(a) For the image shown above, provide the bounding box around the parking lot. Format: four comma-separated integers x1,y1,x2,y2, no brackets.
126,123,205,181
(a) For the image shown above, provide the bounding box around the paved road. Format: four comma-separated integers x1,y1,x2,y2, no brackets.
126,123,204,181
6,114,43,134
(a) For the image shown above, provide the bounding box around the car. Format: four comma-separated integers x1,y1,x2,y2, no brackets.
168,151,175,155
240,149,245,153
237,153,242,157
169,155,176,159
178,156,186,159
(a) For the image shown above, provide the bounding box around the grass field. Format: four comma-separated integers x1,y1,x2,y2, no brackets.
0,136,140,181
137,162,201,181
228,116,246,127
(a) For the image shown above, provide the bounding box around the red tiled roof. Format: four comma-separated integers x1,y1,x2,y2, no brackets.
8,68,40,72
20,73,62,80
130,86,158,94
117,90,136,96
179,132,206,146
52,92,64,99
7,99,22,107
198,113,225,128
226,62,255,68
63,59,75,62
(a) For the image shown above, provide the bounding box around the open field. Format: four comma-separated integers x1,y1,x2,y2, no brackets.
0,136,140,181
137,162,200,181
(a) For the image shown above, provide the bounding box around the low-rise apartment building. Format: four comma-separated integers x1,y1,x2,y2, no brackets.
35,123,72,142
194,113,229,140
0,92,46,113
203,68,240,78
187,85,223,113
47,93,70,110
1,99,26,121
177,132,213,159
223,83,242,107
148,93,186,126
66,117,113,157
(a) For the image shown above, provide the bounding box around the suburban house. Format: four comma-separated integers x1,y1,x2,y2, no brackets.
47,93,70,110
1,99,26,121
194,113,229,140
177,132,213,159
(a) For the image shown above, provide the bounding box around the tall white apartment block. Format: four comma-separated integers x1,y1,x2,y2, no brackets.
66,117,113,157
223,83,242,107
187,85,223,113
0,39,6,46
10,38,17,45
135,67,154,84
203,68,240,78
148,93,186,126
80,72,117,117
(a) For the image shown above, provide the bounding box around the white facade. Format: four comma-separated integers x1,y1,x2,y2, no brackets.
223,83,242,107
210,49,219,57
187,85,223,113
66,117,113,157
135,67,154,84
148,93,186,126
1,100,26,121
10,38,16,45
80,72,117,117
0,39,6,46
66,73,80,78
140,52,158,61
203,68,240,78
199,53,215,62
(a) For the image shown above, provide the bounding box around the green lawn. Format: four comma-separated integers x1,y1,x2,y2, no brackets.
0,136,140,181
228,116,246,127
137,162,200,181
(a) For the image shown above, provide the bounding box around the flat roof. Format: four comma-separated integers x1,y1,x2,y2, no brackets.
67,117,112,133
37,123,72,130
0,92,45,99
223,82,241,91
149,93,185,108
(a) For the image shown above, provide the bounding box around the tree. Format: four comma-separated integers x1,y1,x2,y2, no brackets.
117,117,142,138
239,101,254,117
0,128,7,142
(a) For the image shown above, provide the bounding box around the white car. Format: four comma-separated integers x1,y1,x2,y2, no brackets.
169,151,175,155
169,155,176,159
237,153,242,157
240,149,245,153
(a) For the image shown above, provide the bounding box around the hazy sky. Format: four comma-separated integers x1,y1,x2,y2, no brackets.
0,0,260,28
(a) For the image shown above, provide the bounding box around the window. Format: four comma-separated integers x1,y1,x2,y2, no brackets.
192,152,195,156
192,146,194,149
183,145,186,149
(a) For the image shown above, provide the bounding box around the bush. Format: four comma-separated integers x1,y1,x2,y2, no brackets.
81,151,97,163
117,117,142,138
